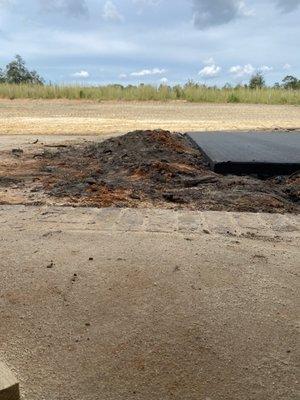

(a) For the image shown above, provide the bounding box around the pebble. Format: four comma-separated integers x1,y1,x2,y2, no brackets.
46,261,54,269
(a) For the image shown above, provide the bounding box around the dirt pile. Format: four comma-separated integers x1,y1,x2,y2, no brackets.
35,130,299,213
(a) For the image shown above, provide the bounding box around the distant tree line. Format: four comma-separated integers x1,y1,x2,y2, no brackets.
0,55,299,90
247,73,299,90
0,55,44,85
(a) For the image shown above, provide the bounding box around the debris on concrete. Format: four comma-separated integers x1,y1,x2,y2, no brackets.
0,130,299,213
11,148,24,157
46,261,55,269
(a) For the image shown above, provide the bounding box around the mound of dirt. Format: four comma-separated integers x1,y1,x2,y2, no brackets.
35,130,299,213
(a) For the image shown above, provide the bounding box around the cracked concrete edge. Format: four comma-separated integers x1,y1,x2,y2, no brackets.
0,205,299,239
0,362,20,400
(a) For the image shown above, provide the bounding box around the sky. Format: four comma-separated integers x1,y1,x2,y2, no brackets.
0,0,299,86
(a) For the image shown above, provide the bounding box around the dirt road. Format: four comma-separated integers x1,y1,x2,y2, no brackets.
0,205,299,400
0,100,299,135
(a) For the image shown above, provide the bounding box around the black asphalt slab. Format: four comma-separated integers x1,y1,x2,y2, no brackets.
187,131,300,174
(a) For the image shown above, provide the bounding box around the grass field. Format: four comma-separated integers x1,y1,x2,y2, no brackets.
0,83,299,105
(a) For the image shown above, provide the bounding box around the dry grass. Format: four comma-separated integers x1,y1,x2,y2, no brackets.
0,83,299,105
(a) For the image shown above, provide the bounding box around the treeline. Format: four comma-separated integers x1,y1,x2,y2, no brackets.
0,55,44,85
0,56,299,104
228,73,300,90
0,55,299,90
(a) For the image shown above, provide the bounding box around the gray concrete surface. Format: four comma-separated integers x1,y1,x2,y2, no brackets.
0,134,118,151
187,131,300,174
0,205,299,400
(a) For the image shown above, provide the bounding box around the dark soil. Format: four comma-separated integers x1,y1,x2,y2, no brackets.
0,177,20,187
36,130,299,213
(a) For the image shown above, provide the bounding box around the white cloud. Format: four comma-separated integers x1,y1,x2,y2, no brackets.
229,64,255,78
130,68,166,76
229,64,273,78
103,1,124,22
72,70,89,78
259,65,273,73
283,63,291,70
160,77,168,84
198,64,221,78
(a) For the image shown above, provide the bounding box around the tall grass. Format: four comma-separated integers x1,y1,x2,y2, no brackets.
0,83,299,105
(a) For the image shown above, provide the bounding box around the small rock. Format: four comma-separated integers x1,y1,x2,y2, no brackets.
85,178,97,185
11,148,24,157
203,229,210,234
47,261,54,269
44,166,56,173
274,176,285,184
163,192,185,203
130,193,141,200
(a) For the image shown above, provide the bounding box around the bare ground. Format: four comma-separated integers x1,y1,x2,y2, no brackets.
0,99,299,135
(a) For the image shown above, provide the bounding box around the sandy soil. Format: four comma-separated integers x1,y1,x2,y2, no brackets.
0,99,299,135
1,205,299,400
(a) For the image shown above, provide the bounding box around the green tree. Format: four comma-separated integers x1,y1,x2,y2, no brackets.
4,55,44,84
0,68,5,83
184,80,200,89
173,84,183,98
249,73,265,89
282,75,299,90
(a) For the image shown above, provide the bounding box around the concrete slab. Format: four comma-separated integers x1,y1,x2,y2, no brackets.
0,362,20,400
0,205,299,400
187,131,300,174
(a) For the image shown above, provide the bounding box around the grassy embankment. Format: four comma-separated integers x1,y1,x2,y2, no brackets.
0,83,299,105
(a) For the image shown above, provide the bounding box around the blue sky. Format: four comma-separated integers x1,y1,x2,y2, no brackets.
0,0,299,86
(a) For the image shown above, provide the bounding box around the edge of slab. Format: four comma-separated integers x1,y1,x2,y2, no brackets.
0,362,20,400
186,132,300,174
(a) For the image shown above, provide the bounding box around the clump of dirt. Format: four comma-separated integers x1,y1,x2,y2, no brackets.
35,130,299,213
0,177,20,187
